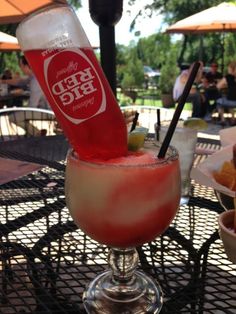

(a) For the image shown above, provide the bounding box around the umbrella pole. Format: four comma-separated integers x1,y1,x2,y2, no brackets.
99,25,117,96
88,0,123,98
221,27,225,73
199,35,203,60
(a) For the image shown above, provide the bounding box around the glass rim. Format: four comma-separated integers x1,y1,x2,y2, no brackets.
16,3,71,35
67,143,179,168
155,122,198,134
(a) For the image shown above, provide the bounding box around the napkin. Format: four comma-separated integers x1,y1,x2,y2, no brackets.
0,157,43,185
191,144,236,197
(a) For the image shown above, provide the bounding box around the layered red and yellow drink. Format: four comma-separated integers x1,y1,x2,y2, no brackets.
65,144,180,248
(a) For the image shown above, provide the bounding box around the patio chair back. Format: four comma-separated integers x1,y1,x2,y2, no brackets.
0,107,60,141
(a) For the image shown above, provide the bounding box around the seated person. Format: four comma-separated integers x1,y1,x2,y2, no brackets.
1,69,12,80
201,65,222,120
0,68,22,106
0,56,50,135
216,61,236,125
173,62,204,118
205,62,223,85
0,56,49,109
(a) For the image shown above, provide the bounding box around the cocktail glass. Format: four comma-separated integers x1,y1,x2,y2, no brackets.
65,142,181,313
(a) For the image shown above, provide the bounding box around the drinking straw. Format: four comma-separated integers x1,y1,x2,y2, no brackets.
158,61,201,158
156,108,160,127
130,111,139,132
156,108,161,141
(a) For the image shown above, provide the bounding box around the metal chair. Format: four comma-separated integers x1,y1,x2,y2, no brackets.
0,107,59,141
121,105,180,134
0,107,66,301
121,105,159,134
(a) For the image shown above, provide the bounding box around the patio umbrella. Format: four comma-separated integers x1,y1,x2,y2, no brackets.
0,31,20,51
166,2,236,71
0,0,67,24
167,2,236,33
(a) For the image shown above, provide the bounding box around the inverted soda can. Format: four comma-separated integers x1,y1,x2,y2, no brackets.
16,4,128,161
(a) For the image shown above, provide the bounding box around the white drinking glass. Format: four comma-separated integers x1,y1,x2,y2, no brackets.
155,122,197,204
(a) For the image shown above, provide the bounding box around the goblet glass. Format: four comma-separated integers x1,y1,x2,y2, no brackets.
65,142,181,313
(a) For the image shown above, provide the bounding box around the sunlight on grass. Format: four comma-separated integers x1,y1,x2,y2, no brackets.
117,89,192,111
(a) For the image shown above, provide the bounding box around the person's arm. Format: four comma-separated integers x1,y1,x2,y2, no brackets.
179,71,188,84
180,62,203,85
217,77,227,90
189,61,204,84
0,76,29,87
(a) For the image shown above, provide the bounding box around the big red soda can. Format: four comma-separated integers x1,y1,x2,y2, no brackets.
16,4,128,160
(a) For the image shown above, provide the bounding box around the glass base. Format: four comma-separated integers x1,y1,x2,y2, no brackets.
83,270,163,313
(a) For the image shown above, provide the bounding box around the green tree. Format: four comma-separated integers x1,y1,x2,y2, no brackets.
116,46,144,103
159,48,179,94
116,44,130,86
136,33,181,70
0,0,81,72
128,0,227,66
120,48,144,90
129,0,222,25
224,33,236,71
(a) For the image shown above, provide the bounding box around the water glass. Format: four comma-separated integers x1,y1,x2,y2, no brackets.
156,122,197,204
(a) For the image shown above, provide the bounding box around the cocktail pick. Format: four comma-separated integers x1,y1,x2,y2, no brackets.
158,61,201,158
130,111,139,132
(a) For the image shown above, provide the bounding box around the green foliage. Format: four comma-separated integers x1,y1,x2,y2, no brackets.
159,50,179,94
139,0,223,25
118,48,144,90
224,33,236,72
0,52,20,74
1,0,235,91
128,0,227,66
0,51,21,74
116,44,130,66
116,32,182,93
136,34,176,69
121,64,144,90
0,0,81,73
68,0,81,9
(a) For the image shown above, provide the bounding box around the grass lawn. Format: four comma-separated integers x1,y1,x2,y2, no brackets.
117,89,192,111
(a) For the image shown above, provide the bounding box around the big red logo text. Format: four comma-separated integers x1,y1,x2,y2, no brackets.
44,48,106,124
52,67,97,106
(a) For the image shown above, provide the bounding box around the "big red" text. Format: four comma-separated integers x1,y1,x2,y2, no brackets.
51,67,97,106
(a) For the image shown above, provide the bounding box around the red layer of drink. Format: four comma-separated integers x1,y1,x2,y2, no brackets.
24,48,128,160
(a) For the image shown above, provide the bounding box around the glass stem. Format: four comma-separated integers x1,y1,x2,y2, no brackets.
108,247,138,283
99,247,141,302
83,247,163,312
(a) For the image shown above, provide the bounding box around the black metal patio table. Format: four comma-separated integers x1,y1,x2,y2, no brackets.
0,135,235,313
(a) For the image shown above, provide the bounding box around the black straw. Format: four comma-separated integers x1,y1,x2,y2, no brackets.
130,112,139,132
157,108,160,127
156,108,161,141
158,61,201,158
